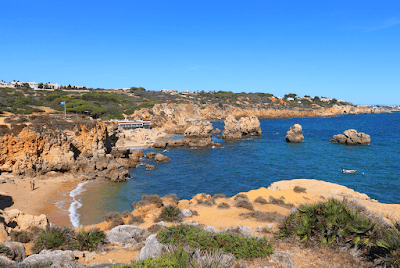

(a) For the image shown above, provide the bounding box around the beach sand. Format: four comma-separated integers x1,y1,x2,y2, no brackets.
0,174,81,226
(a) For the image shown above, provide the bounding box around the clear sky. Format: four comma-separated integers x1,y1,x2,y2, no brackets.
1,1,399,105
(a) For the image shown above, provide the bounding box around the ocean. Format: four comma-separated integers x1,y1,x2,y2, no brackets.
72,112,400,227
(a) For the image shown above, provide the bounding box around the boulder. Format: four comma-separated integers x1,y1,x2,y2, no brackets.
146,152,157,159
329,129,371,145
145,164,157,170
222,115,261,140
0,242,26,261
105,225,151,247
181,209,192,217
137,234,165,260
154,153,169,163
203,226,219,233
20,250,85,267
220,226,253,237
286,124,304,143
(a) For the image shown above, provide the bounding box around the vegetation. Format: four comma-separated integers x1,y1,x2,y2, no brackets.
133,194,164,209
157,224,273,259
111,245,243,268
0,85,351,120
277,199,400,266
155,205,183,222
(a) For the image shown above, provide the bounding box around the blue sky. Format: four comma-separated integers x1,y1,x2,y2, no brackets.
1,1,399,105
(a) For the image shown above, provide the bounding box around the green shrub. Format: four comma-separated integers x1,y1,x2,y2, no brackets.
75,228,105,251
277,199,377,245
33,226,77,253
155,205,183,222
157,224,273,259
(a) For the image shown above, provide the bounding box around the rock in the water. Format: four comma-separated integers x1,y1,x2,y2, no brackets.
0,242,26,261
146,152,157,159
154,153,169,162
105,225,151,247
145,164,157,170
137,234,165,260
222,115,261,140
329,129,371,145
220,226,253,237
286,124,304,143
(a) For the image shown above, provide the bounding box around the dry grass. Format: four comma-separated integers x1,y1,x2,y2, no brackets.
148,224,165,234
268,196,294,208
254,196,268,204
293,186,307,193
234,198,254,211
212,193,226,200
129,215,145,225
132,194,164,209
240,210,285,222
105,212,124,229
217,202,231,209
234,194,249,200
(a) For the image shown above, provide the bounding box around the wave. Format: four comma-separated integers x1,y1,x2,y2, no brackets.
68,181,89,228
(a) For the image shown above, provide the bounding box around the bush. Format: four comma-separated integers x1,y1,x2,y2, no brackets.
157,225,273,259
33,226,77,253
148,224,165,234
277,199,377,245
217,202,231,209
212,193,226,200
10,231,31,243
268,196,294,208
240,211,285,222
122,210,131,218
105,212,124,228
75,228,105,251
234,199,254,211
155,205,183,222
234,194,248,200
293,186,307,193
133,194,164,209
129,215,145,225
254,196,268,204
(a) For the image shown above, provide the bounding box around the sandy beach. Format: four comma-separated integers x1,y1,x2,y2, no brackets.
0,174,81,226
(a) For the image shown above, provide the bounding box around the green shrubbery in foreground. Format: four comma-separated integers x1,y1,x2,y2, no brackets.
157,225,273,259
277,199,400,267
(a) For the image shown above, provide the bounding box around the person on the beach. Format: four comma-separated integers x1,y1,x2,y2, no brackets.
30,180,35,191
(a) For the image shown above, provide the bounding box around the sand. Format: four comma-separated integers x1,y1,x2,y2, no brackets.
0,174,81,226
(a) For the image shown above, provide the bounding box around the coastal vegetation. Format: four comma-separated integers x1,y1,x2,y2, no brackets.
0,85,353,120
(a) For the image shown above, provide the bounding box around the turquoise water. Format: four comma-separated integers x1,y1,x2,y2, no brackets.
78,112,400,226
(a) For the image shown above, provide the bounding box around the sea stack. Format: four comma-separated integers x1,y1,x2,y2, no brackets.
222,115,262,140
329,129,371,145
286,124,304,143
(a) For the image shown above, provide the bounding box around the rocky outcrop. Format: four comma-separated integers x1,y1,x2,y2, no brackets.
153,119,217,148
0,116,140,182
329,129,371,145
222,115,261,140
154,153,169,162
286,124,304,143
0,242,26,262
0,209,49,243
105,225,151,247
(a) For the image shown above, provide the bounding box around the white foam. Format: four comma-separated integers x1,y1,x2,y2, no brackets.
68,181,89,228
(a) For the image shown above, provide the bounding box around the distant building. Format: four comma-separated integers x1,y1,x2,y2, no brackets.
320,97,332,102
286,97,294,101
115,119,151,130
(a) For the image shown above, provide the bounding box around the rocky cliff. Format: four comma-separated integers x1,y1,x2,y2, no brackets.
0,116,138,181
128,103,378,133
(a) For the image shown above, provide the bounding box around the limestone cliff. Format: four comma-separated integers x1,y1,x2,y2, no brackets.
0,116,137,181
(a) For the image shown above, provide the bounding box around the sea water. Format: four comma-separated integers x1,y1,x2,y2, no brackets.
75,112,400,226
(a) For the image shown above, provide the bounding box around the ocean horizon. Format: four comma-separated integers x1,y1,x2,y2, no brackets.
71,112,400,227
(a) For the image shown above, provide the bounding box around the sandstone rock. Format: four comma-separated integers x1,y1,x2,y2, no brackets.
105,225,151,247
154,153,169,162
146,152,157,159
222,115,261,140
21,250,84,267
0,209,49,238
286,124,304,143
220,226,253,237
329,129,371,145
145,164,157,170
137,234,165,260
0,242,26,261
214,128,222,134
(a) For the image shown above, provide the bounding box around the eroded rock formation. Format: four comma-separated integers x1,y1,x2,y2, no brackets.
329,129,371,145
0,116,140,181
222,115,261,140
286,124,304,143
